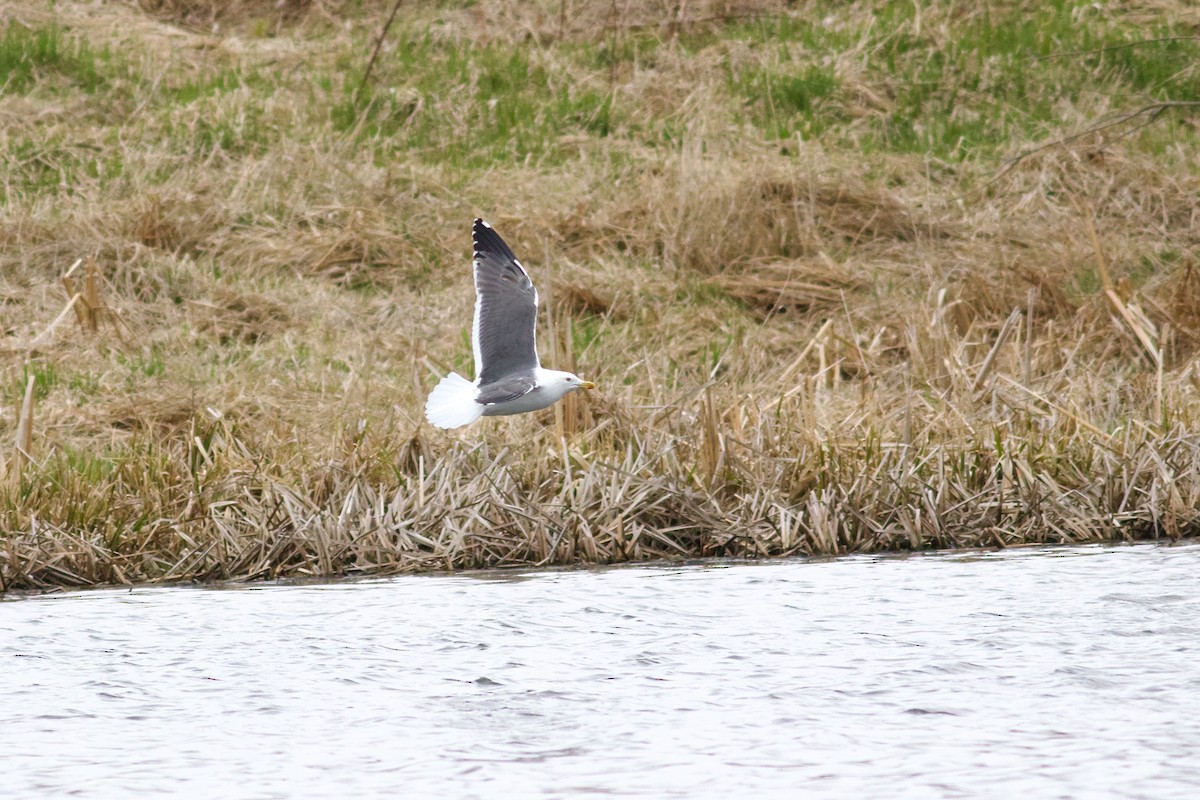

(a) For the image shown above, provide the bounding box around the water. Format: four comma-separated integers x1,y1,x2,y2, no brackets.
3,543,1199,799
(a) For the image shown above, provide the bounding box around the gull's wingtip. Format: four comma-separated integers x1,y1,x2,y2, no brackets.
472,218,492,251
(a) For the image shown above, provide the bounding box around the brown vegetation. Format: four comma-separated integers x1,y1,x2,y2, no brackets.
2,0,1200,591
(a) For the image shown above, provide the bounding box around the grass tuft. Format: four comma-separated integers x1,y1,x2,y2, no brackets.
0,23,109,94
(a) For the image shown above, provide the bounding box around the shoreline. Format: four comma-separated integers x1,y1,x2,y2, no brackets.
5,533,1196,597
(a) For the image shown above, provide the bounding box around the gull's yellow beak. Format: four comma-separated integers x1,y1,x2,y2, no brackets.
580,380,597,390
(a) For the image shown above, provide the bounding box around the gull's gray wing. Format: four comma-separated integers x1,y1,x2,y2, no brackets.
472,219,540,385
475,374,538,406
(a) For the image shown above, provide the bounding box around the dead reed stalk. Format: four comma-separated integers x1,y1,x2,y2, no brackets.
11,375,36,484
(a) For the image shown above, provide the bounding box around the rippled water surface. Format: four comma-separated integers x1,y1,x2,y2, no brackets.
4,543,1200,799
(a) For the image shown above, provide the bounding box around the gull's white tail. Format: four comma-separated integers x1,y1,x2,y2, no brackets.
425,372,484,429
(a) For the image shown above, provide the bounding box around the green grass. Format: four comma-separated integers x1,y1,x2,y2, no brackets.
7,3,1199,185
12,360,59,401
868,2,1200,157
0,23,111,94
117,347,168,381
729,62,839,140
2,137,126,200
162,68,250,105
334,35,619,167
712,1,1200,159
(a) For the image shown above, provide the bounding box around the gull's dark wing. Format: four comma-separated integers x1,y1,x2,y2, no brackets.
475,374,538,406
472,219,540,385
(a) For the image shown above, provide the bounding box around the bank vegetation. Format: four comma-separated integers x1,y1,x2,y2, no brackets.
3,0,1200,590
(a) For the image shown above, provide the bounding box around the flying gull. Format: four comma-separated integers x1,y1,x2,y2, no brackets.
425,219,596,429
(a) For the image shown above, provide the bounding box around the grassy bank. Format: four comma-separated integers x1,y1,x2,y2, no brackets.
2,0,1200,591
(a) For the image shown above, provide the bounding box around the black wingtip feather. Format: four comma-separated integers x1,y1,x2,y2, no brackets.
472,217,518,263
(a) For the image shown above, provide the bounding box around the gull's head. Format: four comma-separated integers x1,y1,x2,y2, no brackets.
560,372,597,393
537,368,597,398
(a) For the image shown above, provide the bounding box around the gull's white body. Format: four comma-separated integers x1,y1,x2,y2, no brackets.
424,368,586,429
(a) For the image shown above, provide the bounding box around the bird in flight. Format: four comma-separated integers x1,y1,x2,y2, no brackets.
425,219,596,429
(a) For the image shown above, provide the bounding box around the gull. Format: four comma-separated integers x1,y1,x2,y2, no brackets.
425,219,595,429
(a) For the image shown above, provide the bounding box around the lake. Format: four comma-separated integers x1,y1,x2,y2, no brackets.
3,543,1199,798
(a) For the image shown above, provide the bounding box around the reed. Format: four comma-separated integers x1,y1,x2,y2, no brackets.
2,0,1200,591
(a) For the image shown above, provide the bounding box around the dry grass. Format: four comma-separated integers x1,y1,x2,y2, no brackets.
3,0,1200,591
